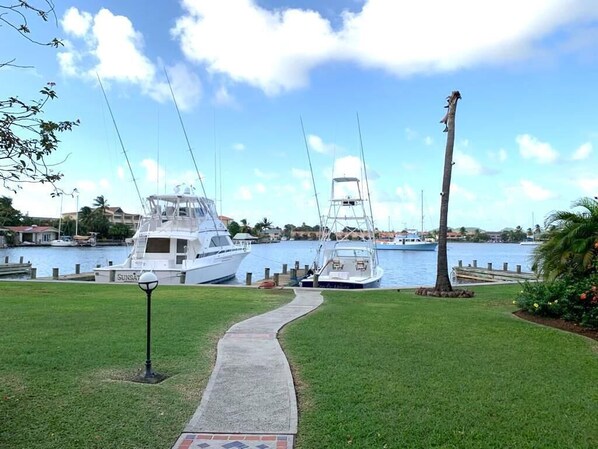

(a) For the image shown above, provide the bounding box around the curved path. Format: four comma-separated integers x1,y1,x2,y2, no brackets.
171,288,323,449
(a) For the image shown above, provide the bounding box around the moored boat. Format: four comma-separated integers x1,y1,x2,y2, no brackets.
300,176,383,289
375,231,438,251
50,236,77,247
94,187,250,285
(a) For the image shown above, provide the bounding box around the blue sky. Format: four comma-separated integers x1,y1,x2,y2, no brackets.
2,0,598,232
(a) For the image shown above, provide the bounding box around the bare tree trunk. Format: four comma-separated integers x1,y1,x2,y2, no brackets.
435,91,462,292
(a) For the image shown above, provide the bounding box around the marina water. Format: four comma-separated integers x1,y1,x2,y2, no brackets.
1,241,536,288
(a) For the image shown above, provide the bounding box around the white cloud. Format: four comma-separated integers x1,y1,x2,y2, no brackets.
172,0,338,95
214,85,237,107
255,183,266,193
171,1,598,95
451,183,477,201
140,159,166,183
453,150,484,176
232,143,245,151
117,166,125,180
423,136,433,146
308,134,338,155
395,184,416,202
333,155,363,179
58,8,201,111
572,142,592,160
91,9,155,84
516,134,559,164
520,179,555,200
61,7,92,37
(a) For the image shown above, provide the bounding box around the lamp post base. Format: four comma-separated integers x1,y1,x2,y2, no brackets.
132,370,167,384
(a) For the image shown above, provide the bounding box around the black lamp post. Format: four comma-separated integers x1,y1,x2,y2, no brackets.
136,272,163,383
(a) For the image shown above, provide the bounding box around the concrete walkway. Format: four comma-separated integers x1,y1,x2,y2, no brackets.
171,288,323,449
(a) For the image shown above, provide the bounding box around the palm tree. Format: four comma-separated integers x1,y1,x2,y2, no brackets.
532,197,598,280
260,217,272,229
93,195,109,215
240,218,249,233
435,91,461,292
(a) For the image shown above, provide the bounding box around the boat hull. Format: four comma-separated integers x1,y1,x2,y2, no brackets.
94,250,248,285
375,242,438,251
300,267,384,289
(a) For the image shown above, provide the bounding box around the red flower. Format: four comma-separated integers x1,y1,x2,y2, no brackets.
580,293,587,300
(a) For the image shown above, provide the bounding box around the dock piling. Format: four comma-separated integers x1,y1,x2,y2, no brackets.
245,272,252,286
52,268,59,280
75,264,80,275
31,268,36,279
273,273,280,286
264,267,270,280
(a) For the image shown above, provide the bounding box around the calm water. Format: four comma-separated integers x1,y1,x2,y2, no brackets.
1,241,535,287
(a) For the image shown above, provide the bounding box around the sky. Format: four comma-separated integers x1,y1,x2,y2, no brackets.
1,0,598,232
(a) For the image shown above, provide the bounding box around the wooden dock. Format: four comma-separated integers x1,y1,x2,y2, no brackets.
0,262,31,277
453,260,537,283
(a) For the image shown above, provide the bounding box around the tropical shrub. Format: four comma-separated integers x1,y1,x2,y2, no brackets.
516,272,598,328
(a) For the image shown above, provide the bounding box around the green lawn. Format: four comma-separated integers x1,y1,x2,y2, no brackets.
0,282,292,449
282,285,598,449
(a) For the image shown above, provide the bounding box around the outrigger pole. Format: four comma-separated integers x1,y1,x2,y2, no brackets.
163,67,221,235
300,116,325,270
356,113,379,264
300,116,324,231
96,74,147,215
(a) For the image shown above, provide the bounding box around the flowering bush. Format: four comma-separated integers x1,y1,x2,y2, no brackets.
516,273,598,328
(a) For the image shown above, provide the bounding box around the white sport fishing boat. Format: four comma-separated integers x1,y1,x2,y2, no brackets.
300,176,383,289
94,187,250,285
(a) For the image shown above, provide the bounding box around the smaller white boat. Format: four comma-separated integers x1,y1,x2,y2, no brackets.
300,176,383,289
520,239,541,246
50,236,77,247
375,231,438,251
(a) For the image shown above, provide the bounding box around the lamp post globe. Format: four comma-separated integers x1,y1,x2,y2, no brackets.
138,271,158,292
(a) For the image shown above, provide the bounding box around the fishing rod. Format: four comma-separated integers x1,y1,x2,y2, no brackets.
96,74,147,214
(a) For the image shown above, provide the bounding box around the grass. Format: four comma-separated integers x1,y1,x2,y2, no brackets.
281,284,598,449
0,281,292,449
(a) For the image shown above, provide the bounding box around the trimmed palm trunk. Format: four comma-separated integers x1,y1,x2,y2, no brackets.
435,91,462,292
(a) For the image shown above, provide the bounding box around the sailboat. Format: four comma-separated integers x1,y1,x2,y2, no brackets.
50,194,77,247
375,190,438,251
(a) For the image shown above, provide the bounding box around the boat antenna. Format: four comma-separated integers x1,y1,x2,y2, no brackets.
300,116,323,231
163,67,209,200
356,113,379,262
96,74,147,214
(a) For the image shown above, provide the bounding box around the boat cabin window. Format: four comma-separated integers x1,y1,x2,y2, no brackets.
210,235,231,247
176,239,187,253
146,238,170,253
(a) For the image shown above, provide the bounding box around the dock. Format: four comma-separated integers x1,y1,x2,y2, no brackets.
0,262,32,277
453,260,537,283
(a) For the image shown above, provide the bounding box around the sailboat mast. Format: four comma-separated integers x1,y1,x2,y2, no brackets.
421,189,424,236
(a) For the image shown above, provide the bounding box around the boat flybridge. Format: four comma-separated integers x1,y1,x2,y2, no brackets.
300,176,383,289
94,188,250,285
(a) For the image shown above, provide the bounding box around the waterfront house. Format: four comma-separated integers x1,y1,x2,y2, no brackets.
3,225,59,245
